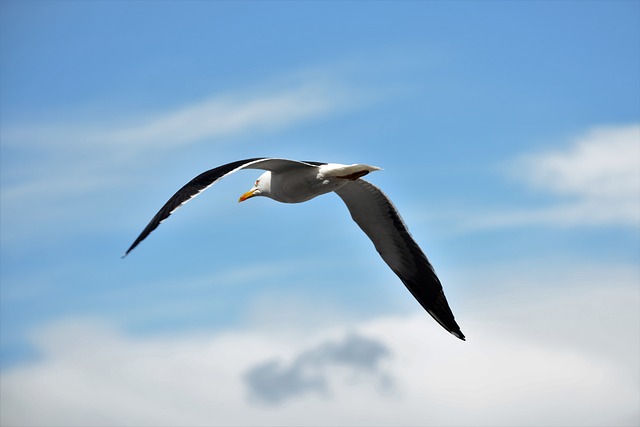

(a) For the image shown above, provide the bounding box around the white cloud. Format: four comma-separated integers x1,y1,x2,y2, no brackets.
522,125,639,200
514,124,640,226
461,124,640,230
1,265,638,427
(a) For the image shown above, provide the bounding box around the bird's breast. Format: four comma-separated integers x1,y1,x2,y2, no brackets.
269,170,346,203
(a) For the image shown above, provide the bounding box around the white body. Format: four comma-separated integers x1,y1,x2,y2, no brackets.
253,163,381,203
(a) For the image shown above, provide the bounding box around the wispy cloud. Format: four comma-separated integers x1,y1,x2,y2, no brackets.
460,124,639,230
1,263,637,426
0,80,360,245
106,84,350,150
2,82,355,151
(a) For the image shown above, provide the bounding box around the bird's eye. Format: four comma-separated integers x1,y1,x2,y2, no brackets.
255,179,259,186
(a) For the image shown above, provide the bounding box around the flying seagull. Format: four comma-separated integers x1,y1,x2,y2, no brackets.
124,158,465,340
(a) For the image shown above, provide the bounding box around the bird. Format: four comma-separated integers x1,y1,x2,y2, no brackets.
124,158,465,340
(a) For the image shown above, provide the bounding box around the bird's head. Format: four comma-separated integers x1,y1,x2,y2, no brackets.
238,171,272,202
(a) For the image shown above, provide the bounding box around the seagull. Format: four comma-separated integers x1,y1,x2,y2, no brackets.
124,158,465,340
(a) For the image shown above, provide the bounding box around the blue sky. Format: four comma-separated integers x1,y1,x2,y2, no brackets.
1,1,639,425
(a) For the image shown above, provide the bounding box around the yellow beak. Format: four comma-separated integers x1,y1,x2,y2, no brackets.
238,189,257,202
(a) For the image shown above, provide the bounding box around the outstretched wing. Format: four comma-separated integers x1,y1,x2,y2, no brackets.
123,158,321,257
335,179,465,340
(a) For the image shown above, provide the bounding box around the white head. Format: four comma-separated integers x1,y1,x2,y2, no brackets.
238,171,272,202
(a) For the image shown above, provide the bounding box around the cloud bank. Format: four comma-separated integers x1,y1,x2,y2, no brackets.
1,263,638,426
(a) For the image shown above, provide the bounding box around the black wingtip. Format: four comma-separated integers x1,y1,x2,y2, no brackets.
121,244,136,259
453,330,466,341
122,237,144,259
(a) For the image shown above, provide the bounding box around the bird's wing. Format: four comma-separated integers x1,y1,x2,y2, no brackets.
124,158,322,257
335,179,465,340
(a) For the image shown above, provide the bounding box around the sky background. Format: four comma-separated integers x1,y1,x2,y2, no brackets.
1,1,639,426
